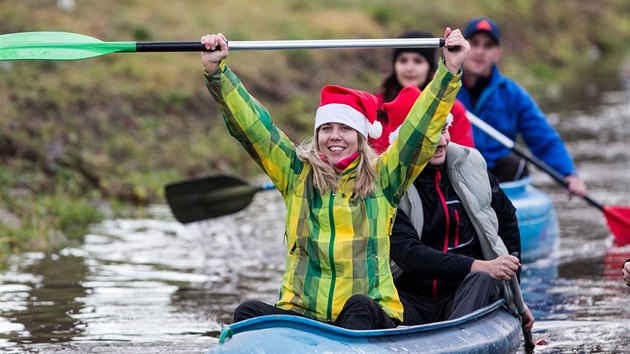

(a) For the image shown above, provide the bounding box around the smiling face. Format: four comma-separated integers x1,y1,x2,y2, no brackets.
394,52,432,88
430,125,451,166
317,122,359,166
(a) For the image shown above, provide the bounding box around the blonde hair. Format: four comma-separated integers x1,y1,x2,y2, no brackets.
296,132,378,199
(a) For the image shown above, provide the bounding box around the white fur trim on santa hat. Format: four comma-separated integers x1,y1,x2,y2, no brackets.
367,120,382,139
388,126,401,146
315,103,369,138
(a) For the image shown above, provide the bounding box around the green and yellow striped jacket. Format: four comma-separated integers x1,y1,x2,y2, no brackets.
205,60,460,323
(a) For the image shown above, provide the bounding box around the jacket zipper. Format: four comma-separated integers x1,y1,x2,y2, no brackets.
326,190,336,322
454,210,460,247
433,169,450,300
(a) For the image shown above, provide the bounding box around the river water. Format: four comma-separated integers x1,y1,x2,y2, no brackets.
1,79,629,353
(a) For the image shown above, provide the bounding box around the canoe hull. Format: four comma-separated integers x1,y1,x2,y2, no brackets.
209,300,521,353
501,177,559,262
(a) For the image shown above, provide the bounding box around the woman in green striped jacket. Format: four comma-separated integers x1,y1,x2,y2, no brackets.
200,28,469,330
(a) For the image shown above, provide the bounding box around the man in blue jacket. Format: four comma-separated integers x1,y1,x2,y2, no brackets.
457,17,587,197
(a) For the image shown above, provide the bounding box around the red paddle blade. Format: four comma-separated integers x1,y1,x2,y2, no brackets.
603,206,630,245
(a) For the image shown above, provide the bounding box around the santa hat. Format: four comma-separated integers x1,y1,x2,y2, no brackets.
383,85,453,145
314,85,382,139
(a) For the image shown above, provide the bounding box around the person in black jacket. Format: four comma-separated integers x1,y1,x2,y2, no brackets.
379,86,534,329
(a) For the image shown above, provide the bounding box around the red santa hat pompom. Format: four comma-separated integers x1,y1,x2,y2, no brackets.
315,85,382,139
383,85,452,146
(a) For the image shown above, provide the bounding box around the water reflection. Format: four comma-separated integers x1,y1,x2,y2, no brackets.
0,253,88,345
520,236,630,352
0,213,225,351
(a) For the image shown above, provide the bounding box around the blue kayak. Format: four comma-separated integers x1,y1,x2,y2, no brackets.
208,300,522,353
501,177,559,262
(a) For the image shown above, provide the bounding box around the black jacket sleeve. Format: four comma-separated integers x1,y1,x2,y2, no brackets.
489,173,522,279
390,209,475,280
489,173,521,258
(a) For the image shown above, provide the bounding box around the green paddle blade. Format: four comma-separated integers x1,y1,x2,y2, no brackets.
0,31,136,60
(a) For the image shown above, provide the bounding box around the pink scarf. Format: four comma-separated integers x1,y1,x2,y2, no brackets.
320,152,359,171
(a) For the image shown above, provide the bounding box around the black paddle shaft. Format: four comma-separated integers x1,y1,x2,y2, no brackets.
509,252,535,352
136,42,205,52
511,144,605,211
135,38,447,52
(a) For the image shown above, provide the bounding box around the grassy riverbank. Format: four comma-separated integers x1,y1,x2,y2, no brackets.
1,0,629,264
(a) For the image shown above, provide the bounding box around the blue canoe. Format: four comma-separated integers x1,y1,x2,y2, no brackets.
501,177,559,262
208,300,522,353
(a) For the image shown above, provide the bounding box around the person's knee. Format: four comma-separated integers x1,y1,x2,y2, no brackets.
234,300,263,322
466,271,501,298
340,294,380,316
337,294,395,330
235,300,261,312
344,294,373,309
467,271,494,284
